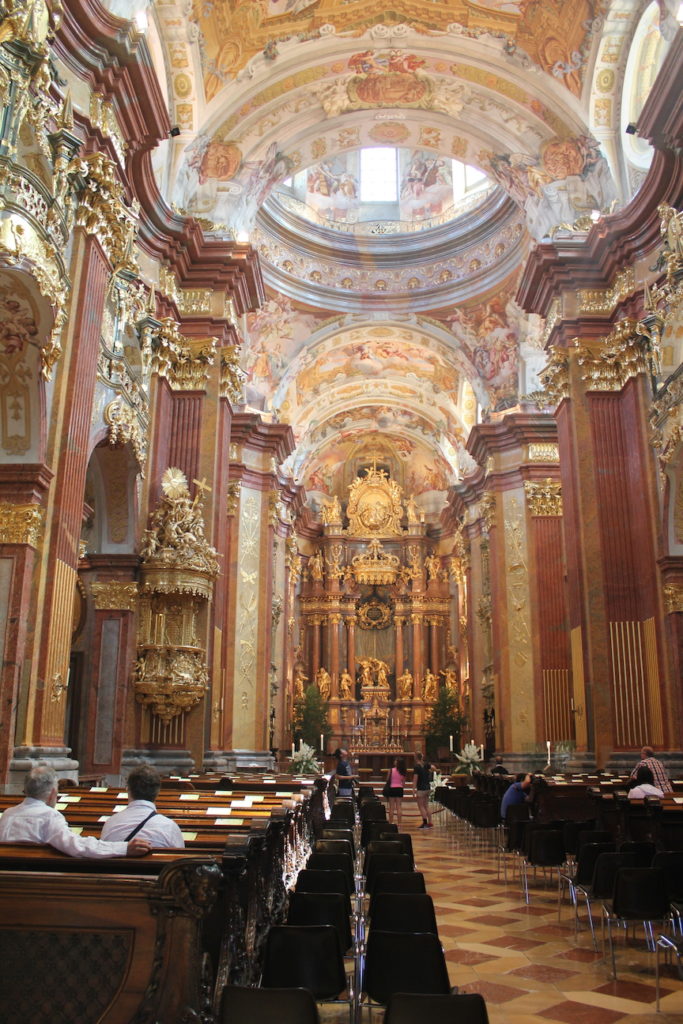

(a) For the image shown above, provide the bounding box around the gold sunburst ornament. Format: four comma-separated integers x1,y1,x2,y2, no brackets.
161,467,190,500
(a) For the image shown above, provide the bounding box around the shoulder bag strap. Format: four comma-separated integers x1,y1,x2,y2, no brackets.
124,809,157,842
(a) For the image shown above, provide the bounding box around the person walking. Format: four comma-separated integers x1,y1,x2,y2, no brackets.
386,757,407,827
413,751,434,829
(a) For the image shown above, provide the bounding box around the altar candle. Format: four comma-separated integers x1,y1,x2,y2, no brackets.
480,744,484,760
449,734,453,751
291,742,295,757
320,733,324,751
546,740,551,760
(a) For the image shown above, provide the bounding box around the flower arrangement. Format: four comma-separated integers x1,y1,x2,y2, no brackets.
454,742,483,775
288,741,321,775
429,770,443,800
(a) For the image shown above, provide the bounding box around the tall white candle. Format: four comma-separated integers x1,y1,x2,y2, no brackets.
449,734,453,751
291,742,295,757
320,733,324,751
546,740,551,761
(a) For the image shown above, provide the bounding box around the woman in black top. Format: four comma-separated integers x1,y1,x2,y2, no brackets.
413,751,433,828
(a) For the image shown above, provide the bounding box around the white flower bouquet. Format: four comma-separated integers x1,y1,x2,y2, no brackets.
288,741,321,775
454,742,483,775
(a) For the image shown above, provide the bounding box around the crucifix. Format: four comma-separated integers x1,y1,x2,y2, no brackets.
192,476,212,506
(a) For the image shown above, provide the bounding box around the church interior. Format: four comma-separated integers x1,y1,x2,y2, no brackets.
0,0,683,1018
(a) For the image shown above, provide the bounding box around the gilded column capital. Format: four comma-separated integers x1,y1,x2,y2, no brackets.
220,346,244,402
534,345,570,407
328,613,343,625
577,267,635,315
663,583,683,614
168,337,217,392
410,613,424,626
0,502,43,545
91,581,138,611
524,478,563,516
575,319,650,392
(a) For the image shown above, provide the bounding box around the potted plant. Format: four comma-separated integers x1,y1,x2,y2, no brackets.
292,684,330,752
424,687,467,762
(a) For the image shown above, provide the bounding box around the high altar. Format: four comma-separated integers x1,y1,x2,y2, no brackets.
292,458,464,754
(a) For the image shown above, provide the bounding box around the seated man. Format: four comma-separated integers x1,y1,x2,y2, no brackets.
500,772,532,820
628,764,664,800
629,745,672,793
101,764,185,848
0,764,150,858
490,756,508,776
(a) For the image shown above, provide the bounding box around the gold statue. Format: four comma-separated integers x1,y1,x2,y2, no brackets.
309,548,324,581
358,659,373,692
423,668,438,701
376,660,390,689
406,495,419,524
316,666,331,701
441,667,457,691
293,664,307,700
339,669,354,700
397,669,413,700
321,495,342,526
424,550,440,581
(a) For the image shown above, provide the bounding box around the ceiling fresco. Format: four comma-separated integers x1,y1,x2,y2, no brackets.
138,0,671,522
188,0,606,97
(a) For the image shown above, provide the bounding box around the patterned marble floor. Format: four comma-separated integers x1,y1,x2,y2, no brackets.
323,797,683,1023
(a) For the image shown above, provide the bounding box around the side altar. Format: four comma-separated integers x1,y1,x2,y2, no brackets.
289,457,467,754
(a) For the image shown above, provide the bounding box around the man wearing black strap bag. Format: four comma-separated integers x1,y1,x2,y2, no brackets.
101,764,185,848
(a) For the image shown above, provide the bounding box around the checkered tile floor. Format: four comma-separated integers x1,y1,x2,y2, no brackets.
321,798,683,1022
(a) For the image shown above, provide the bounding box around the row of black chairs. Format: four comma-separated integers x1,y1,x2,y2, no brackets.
218,790,490,1022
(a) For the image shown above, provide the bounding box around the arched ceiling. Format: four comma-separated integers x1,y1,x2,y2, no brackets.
138,0,669,522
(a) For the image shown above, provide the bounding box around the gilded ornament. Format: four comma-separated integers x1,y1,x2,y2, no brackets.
663,583,683,614
577,267,635,315
575,319,649,391
220,346,244,402
346,462,404,537
140,466,219,597
528,443,559,463
357,597,392,630
91,581,138,611
351,538,400,585
134,648,209,724
159,266,180,307
480,492,496,533
320,494,342,527
89,92,127,164
0,502,43,545
169,337,217,391
177,288,212,315
49,670,68,703
535,345,570,406
325,542,345,579
524,478,562,516
74,152,138,274
540,297,562,349
103,396,147,474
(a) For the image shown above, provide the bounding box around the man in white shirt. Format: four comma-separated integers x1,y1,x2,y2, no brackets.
101,764,185,848
0,765,150,858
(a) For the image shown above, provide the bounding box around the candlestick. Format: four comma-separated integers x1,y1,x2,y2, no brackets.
449,734,453,752
480,744,484,760
546,740,551,762
320,733,324,752
291,742,295,757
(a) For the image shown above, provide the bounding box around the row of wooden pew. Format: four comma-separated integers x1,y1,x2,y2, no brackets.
0,772,331,1023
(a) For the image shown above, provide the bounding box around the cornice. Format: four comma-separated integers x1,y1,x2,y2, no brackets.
517,149,683,317
230,414,296,463
637,29,683,152
0,464,54,503
56,0,170,156
466,413,558,464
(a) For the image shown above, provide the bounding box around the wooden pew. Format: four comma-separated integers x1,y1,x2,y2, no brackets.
0,856,222,1024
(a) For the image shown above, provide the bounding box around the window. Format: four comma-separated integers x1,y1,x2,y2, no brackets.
360,148,398,202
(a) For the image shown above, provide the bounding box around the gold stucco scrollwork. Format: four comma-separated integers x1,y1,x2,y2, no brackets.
578,267,635,315
104,396,147,475
74,152,139,275
226,481,240,516
528,443,559,463
535,345,570,406
0,502,43,545
663,583,683,614
91,581,137,611
480,492,496,533
320,494,342,527
524,478,562,516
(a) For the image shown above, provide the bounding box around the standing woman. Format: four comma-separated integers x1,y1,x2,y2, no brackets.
387,757,407,826
413,751,433,829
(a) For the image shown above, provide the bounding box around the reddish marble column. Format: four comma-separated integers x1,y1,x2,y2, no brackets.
345,615,356,680
394,615,405,678
429,618,440,677
329,613,341,695
411,614,424,698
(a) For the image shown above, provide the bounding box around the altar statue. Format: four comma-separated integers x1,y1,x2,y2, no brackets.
441,667,457,691
316,666,331,701
293,665,307,700
423,668,438,701
397,669,413,700
309,548,324,581
424,550,440,581
339,669,354,700
358,659,373,693
376,660,390,689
